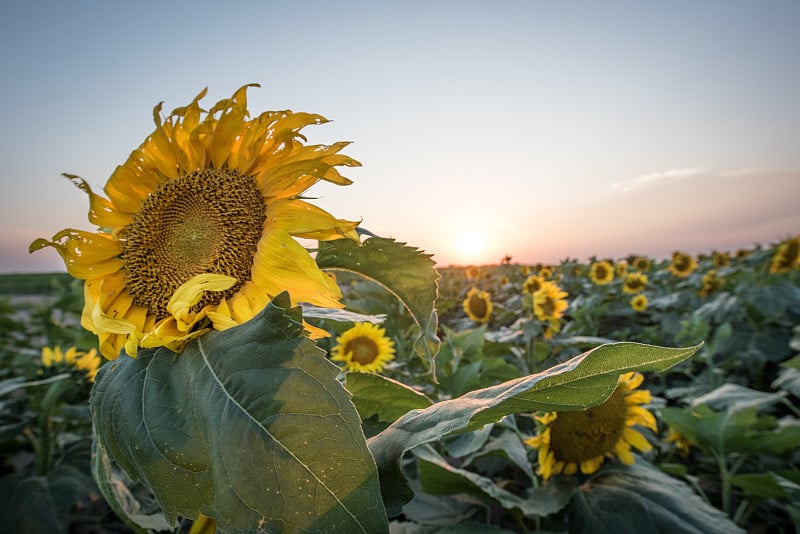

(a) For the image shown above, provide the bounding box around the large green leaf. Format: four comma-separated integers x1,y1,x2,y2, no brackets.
368,342,701,515
346,372,433,423
568,462,744,533
91,293,388,534
315,237,440,369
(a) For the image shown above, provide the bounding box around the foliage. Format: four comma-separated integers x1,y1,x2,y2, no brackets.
1,236,798,532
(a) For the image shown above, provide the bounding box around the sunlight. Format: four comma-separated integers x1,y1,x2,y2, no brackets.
455,231,487,259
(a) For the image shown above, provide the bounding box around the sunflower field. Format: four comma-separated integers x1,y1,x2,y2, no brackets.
1,236,797,533
1,87,798,533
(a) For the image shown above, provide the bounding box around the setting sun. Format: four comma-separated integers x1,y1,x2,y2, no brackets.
455,231,487,259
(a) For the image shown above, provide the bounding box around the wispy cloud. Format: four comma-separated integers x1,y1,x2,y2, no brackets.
611,167,709,192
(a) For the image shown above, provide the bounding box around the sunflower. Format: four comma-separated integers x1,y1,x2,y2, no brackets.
519,265,531,276
631,256,652,272
31,86,360,360
668,251,697,277
463,287,493,324
622,272,648,294
712,251,730,268
543,318,561,340
41,346,101,382
698,269,724,297
524,372,656,479
522,274,545,295
533,281,569,322
614,261,628,277
665,428,692,457
538,266,554,279
630,294,648,312
330,322,395,373
589,261,614,285
465,266,482,280
770,236,800,273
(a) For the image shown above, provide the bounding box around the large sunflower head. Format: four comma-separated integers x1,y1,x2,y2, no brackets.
330,322,396,373
463,286,493,324
524,372,656,479
589,261,614,285
533,281,569,322
770,236,800,273
668,251,697,277
622,272,648,294
31,85,360,359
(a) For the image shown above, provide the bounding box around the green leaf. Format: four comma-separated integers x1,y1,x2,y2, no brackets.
368,342,701,515
773,366,800,397
0,440,96,534
91,293,388,534
316,237,440,370
415,445,575,519
690,383,788,413
730,472,800,501
568,462,744,533
346,372,433,423
0,373,72,398
91,439,171,534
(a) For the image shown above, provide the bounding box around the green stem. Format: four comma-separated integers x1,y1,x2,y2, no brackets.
35,378,75,476
716,452,731,517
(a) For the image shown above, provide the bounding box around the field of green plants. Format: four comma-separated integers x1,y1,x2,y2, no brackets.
1,237,798,533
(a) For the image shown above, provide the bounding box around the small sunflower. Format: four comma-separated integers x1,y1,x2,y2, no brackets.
622,272,648,294
770,236,800,273
614,261,628,277
519,265,531,276
41,346,101,382
668,251,697,277
665,428,692,457
630,294,648,312
712,251,730,268
465,266,482,280
538,266,554,279
524,372,656,479
330,322,395,373
463,286,493,324
698,269,724,297
533,281,569,322
522,274,545,295
631,256,652,272
31,85,360,359
589,261,614,285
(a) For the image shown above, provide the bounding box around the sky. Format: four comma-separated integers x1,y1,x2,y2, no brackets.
1,1,799,273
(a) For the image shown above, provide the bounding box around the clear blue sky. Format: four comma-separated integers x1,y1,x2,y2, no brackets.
2,1,799,272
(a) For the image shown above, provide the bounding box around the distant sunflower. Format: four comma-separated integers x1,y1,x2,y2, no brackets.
631,256,652,272
589,261,614,285
698,269,724,297
668,251,697,277
665,428,692,457
465,266,482,280
615,262,628,277
630,294,648,312
464,287,492,324
519,265,531,276
538,266,554,279
770,237,800,273
330,322,395,373
525,372,656,479
712,251,730,268
735,248,751,259
522,274,545,295
533,281,569,322
31,85,360,359
622,272,648,294
41,345,101,382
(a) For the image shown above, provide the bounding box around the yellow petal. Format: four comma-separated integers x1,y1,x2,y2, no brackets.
166,273,237,330
623,427,653,452
579,456,604,475
268,199,360,241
